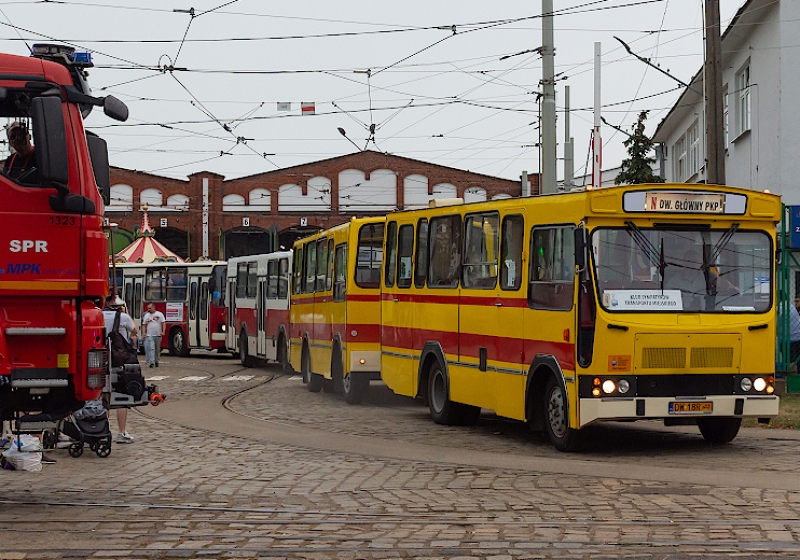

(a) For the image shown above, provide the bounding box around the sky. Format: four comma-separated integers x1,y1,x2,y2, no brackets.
0,0,745,183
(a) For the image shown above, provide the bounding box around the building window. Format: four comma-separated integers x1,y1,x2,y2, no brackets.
688,121,700,178
673,135,687,182
737,63,750,134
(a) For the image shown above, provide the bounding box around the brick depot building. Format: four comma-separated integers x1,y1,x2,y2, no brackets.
108,150,537,261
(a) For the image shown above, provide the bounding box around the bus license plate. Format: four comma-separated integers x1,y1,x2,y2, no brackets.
669,401,713,414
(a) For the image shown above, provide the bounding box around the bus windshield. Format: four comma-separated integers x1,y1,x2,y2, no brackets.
592,226,772,313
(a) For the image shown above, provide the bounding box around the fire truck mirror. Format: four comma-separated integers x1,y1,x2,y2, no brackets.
103,95,129,122
31,96,68,185
86,131,110,205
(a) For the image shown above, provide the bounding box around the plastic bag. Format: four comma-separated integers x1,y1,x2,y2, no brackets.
2,440,42,472
8,434,42,452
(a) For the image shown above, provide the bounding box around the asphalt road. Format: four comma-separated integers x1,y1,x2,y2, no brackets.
1,350,799,559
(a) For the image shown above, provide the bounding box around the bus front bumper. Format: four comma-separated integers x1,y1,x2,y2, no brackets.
579,394,779,426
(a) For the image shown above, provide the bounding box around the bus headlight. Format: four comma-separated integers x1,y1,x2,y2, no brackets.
602,380,616,394
617,378,631,394
740,377,753,392
753,377,767,392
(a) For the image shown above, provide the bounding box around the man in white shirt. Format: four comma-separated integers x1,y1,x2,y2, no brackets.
102,296,138,444
142,303,166,368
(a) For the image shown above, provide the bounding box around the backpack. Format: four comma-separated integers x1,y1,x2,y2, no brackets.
109,309,139,367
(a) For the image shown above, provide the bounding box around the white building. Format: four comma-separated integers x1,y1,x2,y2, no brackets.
653,0,800,205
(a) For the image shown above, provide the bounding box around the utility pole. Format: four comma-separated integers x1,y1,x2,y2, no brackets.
540,0,557,194
705,0,725,185
593,42,602,189
563,85,574,190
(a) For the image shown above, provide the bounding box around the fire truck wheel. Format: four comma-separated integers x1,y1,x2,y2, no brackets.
543,375,582,452
427,363,462,425
169,327,190,357
68,443,83,458
697,417,741,444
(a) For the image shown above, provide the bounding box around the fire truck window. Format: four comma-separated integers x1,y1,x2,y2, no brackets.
326,238,334,291
315,238,328,292
166,268,188,301
528,226,575,310
333,243,347,302
236,263,247,298
247,263,258,298
133,283,142,319
200,281,208,320
500,214,524,291
397,224,414,289
267,260,278,299
463,212,499,290
356,223,384,288
304,241,317,293
414,219,428,288
145,269,166,300
189,281,198,320
279,258,289,300
384,221,397,289
428,215,461,288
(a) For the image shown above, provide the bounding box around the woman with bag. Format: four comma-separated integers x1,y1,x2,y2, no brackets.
102,296,139,444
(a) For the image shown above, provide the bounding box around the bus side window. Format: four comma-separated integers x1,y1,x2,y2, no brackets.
463,212,498,289
247,263,258,298
190,281,198,320
428,215,461,288
414,218,428,288
279,258,289,300
293,246,303,295
236,263,247,298
528,226,575,310
356,223,384,288
397,224,414,289
200,281,208,320
385,221,397,289
315,238,328,292
325,238,334,292
267,260,278,299
166,268,188,301
146,269,166,300
500,214,523,291
304,241,317,293
333,244,347,302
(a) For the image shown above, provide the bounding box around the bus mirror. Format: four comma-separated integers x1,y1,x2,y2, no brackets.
574,227,588,272
31,96,69,185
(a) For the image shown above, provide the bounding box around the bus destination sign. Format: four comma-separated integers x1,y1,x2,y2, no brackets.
645,192,725,214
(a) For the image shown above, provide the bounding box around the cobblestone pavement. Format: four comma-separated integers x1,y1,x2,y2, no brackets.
1,351,799,560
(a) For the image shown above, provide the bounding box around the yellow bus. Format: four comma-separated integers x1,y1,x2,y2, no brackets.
289,217,384,403
380,185,780,450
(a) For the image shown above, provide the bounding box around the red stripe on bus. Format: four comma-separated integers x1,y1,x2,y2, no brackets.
381,292,527,308
292,322,381,344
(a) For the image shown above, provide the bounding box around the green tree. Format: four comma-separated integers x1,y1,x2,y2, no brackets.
615,110,665,185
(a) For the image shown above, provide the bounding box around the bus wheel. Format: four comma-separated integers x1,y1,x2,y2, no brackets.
239,333,253,368
543,375,582,452
277,335,293,375
697,417,741,444
302,347,322,393
343,372,368,405
169,328,190,357
427,363,461,425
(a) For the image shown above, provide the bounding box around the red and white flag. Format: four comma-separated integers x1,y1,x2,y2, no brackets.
301,102,315,115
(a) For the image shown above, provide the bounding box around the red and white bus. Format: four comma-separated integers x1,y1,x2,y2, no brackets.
226,251,292,369
112,260,228,356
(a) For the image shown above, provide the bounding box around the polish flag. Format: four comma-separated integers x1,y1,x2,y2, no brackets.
301,102,315,115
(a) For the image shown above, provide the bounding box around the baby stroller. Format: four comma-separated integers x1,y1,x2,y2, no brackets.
58,399,112,458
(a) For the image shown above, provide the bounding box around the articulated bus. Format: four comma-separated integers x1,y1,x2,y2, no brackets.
226,251,292,369
111,261,227,356
290,217,385,403
380,184,780,450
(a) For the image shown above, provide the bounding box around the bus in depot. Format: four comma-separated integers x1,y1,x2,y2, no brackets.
226,251,292,369
290,217,384,404
111,260,228,356
380,185,780,451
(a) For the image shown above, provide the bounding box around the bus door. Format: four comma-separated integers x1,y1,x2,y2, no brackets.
189,276,200,347
199,278,210,348
131,276,144,323
313,237,331,375
227,275,237,351
257,277,266,357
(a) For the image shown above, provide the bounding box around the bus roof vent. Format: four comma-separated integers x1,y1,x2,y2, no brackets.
428,198,464,209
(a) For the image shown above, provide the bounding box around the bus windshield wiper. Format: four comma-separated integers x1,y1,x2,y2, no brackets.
707,223,739,265
625,221,666,277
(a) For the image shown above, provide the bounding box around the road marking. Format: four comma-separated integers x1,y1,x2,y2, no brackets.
289,375,303,381
180,376,209,381
147,376,169,381
223,375,254,381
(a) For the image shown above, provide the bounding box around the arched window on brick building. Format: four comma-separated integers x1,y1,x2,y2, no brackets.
249,188,271,210
166,194,189,211
464,186,487,204
108,183,133,212
278,178,330,212
223,193,246,211
432,183,457,198
339,168,396,213
403,174,429,209
140,188,163,209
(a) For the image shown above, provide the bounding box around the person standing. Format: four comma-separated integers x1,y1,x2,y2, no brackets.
142,303,166,368
102,296,138,444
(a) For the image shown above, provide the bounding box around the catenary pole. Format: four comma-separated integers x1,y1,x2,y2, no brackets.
593,42,602,189
704,0,725,185
540,0,557,194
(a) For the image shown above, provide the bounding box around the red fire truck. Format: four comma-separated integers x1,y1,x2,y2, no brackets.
0,44,128,433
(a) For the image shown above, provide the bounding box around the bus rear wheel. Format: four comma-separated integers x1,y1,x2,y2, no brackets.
697,417,741,444
169,327,190,357
343,372,368,405
239,332,254,368
302,347,322,393
543,375,582,452
427,363,462,425
277,334,292,375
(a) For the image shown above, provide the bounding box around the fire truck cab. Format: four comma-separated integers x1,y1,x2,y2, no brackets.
0,44,128,434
